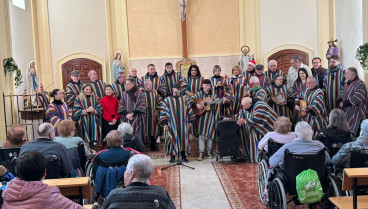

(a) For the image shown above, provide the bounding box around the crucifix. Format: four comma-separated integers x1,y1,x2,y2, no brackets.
176,0,196,74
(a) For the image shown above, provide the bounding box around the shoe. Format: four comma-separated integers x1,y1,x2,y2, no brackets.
169,156,175,163
198,153,203,161
208,151,213,159
182,156,189,163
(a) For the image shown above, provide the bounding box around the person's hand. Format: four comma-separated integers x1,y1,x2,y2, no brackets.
154,111,160,116
244,92,250,97
188,123,192,128
186,91,194,97
196,103,204,110
236,118,245,125
126,114,133,120
164,125,169,131
152,89,157,93
280,101,287,106
224,74,230,81
271,97,277,103
216,81,222,87
139,87,144,91
295,105,300,111
112,119,117,125
339,102,343,108
87,106,94,113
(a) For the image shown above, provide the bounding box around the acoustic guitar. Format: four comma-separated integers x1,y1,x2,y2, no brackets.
192,97,227,116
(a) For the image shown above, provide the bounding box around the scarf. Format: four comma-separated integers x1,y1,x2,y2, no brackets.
249,85,261,93
312,66,324,75
164,70,175,76
213,75,221,79
146,72,158,78
126,85,138,102
53,99,63,105
272,82,283,89
347,76,359,86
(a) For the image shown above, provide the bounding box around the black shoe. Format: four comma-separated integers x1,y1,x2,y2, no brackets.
182,156,189,163
169,156,175,163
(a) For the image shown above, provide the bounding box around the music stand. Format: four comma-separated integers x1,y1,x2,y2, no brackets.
161,130,195,170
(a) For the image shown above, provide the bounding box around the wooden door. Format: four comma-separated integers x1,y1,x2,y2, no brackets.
62,58,102,90
267,49,309,76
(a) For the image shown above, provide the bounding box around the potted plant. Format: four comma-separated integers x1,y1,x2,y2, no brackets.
356,43,368,70
2,57,23,87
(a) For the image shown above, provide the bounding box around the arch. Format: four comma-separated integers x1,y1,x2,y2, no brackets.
263,44,314,74
56,53,106,89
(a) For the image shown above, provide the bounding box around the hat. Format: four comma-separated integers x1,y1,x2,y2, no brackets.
255,64,264,70
70,70,80,76
248,60,256,67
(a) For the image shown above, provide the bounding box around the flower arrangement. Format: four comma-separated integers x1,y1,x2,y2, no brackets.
3,57,23,87
356,43,368,70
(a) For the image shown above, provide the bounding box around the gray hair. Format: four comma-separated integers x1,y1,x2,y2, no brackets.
249,76,260,84
128,68,136,72
126,154,154,184
117,72,125,79
144,79,152,86
37,123,54,138
87,70,96,77
268,60,277,66
348,67,358,77
126,77,136,85
118,122,134,135
307,76,317,83
290,56,300,62
295,121,313,140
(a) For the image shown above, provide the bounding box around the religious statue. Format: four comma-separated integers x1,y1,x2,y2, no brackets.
25,61,40,107
178,0,188,22
112,50,126,81
238,45,254,73
326,38,339,61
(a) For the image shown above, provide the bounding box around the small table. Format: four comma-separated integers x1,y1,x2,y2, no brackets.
43,177,91,205
329,168,368,209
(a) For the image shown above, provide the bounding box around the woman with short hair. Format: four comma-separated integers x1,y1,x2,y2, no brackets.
4,125,28,148
258,116,296,152
100,85,120,140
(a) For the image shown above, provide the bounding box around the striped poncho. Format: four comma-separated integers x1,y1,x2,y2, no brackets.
210,76,227,99
160,96,196,155
182,76,204,97
295,87,327,137
266,83,291,119
73,95,102,144
323,65,346,115
191,90,221,139
144,90,163,138
119,89,146,135
45,101,72,136
111,81,125,100
89,80,106,98
66,81,84,108
237,101,277,162
227,82,247,117
265,70,285,82
159,71,183,97
141,73,164,97
339,78,368,135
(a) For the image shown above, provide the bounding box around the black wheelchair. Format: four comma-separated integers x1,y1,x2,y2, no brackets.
266,148,339,209
334,148,368,196
0,148,21,175
258,138,283,204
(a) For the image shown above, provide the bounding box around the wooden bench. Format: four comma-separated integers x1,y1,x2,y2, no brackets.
83,204,94,209
329,168,368,209
43,177,91,206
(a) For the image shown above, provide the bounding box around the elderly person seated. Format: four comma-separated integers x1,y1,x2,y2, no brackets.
101,154,175,209
332,119,368,169
117,122,146,153
4,125,28,148
258,116,296,152
54,120,93,158
98,130,134,163
2,152,84,209
269,121,330,168
315,109,352,157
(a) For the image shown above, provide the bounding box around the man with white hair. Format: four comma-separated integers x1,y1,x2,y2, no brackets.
237,97,277,162
295,76,327,137
332,119,368,168
244,76,267,102
265,60,285,83
101,155,176,209
269,121,330,168
88,69,106,98
128,67,143,87
19,123,72,178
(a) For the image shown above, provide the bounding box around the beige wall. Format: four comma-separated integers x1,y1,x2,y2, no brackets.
8,0,34,94
260,0,318,64
48,0,109,85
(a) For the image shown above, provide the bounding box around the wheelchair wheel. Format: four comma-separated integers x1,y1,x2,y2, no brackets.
320,176,340,208
85,160,94,178
269,178,287,209
258,159,268,205
335,175,350,196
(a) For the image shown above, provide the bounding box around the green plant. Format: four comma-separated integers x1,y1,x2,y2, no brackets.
3,57,23,87
356,43,368,70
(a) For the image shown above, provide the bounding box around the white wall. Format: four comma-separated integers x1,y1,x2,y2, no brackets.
335,0,364,78
260,0,318,63
8,0,34,94
48,0,109,82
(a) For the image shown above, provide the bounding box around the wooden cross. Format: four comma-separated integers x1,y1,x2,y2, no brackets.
179,0,188,58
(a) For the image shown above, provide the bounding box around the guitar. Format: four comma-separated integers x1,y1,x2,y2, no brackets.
192,97,230,116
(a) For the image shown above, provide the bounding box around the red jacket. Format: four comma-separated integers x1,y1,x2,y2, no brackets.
100,95,120,121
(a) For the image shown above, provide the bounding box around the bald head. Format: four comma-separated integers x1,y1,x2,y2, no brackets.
241,97,252,110
37,123,55,139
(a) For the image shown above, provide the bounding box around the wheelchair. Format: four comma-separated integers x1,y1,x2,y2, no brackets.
258,138,283,204
265,148,340,209
334,148,368,197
